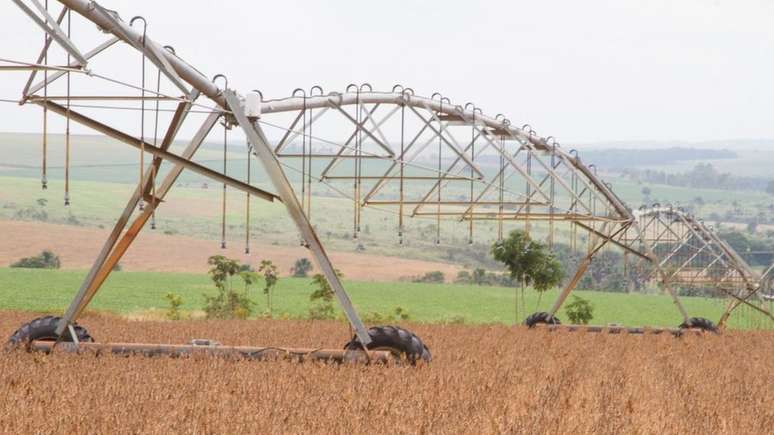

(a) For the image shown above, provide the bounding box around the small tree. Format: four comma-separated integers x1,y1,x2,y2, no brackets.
203,255,253,319
164,292,184,320
492,230,564,314
258,259,279,317
291,258,313,277
565,295,594,324
308,270,341,320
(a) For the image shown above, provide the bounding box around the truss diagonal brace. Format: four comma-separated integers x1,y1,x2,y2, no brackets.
26,36,120,98
225,90,371,346
13,0,88,66
37,100,278,202
72,111,222,322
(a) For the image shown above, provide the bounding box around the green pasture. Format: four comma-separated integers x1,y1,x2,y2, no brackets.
0,268,766,330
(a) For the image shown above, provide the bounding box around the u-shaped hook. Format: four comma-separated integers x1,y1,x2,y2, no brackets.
130,16,147,45
292,88,306,98
360,83,372,92
250,89,264,100
211,74,228,94
163,45,176,55
310,85,324,97
346,84,358,93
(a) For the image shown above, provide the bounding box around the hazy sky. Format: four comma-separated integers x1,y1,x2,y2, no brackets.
1,0,773,144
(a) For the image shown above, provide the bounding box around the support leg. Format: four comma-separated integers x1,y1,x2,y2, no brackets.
72,112,220,318
54,104,207,335
226,90,371,346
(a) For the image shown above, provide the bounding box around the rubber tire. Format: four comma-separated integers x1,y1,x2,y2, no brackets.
6,316,94,349
524,312,562,328
345,325,431,364
678,317,718,333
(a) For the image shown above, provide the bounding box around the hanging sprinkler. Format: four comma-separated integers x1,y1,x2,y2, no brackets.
212,74,229,249
130,16,148,212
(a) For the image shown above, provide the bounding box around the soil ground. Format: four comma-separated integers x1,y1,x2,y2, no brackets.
0,220,461,281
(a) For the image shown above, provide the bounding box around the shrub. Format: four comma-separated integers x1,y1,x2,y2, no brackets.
258,260,279,317
308,270,341,320
202,255,254,320
362,306,411,324
10,250,61,269
565,295,594,325
291,258,312,277
412,270,445,283
164,293,184,320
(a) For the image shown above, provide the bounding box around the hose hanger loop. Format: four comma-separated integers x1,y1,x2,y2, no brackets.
130,16,147,46
310,85,324,97
400,88,414,105
212,74,228,95
163,45,176,55
250,89,264,102
359,83,373,93
345,83,358,93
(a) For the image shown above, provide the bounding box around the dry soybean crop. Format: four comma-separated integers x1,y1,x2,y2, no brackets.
1,311,772,434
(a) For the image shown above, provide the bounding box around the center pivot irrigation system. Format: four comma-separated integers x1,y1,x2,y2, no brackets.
3,0,772,363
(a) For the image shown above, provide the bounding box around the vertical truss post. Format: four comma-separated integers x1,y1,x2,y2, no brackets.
225,90,371,346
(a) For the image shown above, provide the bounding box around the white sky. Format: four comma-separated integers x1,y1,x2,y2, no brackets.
1,0,773,144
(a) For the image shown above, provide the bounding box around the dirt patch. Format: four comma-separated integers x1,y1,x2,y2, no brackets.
0,220,460,281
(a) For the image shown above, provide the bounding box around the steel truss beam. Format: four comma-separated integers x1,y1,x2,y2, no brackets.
12,0,763,337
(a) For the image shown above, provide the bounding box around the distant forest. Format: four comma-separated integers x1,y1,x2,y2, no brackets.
577,147,736,169
622,163,774,193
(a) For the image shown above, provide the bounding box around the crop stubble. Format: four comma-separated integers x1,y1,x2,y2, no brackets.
0,311,772,434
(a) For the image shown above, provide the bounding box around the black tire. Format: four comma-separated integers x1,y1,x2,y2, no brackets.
6,316,94,349
524,311,562,328
345,325,431,364
678,317,718,333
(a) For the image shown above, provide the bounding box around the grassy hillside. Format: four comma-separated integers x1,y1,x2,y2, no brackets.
1,268,766,330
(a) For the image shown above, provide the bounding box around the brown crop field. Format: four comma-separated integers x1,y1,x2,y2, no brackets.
1,311,772,434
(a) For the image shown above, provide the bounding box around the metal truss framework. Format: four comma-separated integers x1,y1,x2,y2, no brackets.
4,0,770,338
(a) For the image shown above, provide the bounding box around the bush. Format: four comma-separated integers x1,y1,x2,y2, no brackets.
202,255,254,319
565,295,594,325
10,250,61,269
412,271,445,283
291,258,312,277
164,293,184,320
308,271,341,320
362,306,411,323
